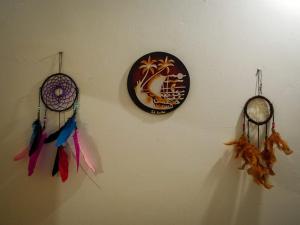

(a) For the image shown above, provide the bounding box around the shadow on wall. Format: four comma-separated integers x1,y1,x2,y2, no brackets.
199,112,263,225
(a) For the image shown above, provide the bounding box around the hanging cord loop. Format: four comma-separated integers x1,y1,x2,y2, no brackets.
59,51,63,73
255,69,263,96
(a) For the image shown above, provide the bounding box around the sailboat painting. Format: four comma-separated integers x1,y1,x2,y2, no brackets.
128,52,190,114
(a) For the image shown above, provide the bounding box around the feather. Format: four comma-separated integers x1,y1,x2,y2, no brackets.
52,148,60,176
269,128,293,155
225,135,249,158
13,147,28,161
73,129,80,172
29,119,42,156
261,128,293,176
44,119,70,143
59,147,69,182
68,139,96,174
44,129,62,143
81,148,96,173
225,134,273,189
28,132,47,176
56,115,77,147
247,164,273,189
29,119,41,145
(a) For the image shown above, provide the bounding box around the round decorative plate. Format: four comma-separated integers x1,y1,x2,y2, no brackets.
127,52,190,114
40,73,79,112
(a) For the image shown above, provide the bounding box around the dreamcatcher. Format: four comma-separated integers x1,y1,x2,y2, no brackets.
14,52,95,182
225,69,293,189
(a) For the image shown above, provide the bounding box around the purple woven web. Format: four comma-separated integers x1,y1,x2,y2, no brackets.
41,74,78,111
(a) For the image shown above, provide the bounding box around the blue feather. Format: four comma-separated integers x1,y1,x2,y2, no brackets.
55,115,77,147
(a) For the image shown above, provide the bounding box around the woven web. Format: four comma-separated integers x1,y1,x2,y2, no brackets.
41,74,78,111
246,98,271,123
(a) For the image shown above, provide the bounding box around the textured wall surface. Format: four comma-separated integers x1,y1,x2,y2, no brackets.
0,1,300,225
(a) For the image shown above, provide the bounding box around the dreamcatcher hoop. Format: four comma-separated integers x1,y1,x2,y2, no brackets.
243,95,274,126
40,73,79,112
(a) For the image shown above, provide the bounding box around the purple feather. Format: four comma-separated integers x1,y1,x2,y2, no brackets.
28,132,47,176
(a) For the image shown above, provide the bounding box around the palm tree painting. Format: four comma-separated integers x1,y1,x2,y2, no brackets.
128,52,190,114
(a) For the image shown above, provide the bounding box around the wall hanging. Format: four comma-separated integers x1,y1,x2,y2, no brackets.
225,69,293,189
127,52,190,114
14,52,95,182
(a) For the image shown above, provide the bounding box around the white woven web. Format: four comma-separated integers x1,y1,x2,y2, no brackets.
246,98,271,123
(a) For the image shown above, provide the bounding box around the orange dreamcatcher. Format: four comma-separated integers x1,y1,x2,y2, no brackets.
225,69,293,189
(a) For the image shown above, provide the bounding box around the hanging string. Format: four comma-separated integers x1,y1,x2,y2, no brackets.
59,112,61,128
242,114,246,134
58,51,63,128
265,123,268,140
255,69,263,96
37,88,41,120
43,108,47,129
73,99,79,115
247,120,250,142
59,51,63,73
257,125,260,148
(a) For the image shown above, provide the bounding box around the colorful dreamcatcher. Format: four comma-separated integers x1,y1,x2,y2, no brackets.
14,52,95,182
225,69,293,189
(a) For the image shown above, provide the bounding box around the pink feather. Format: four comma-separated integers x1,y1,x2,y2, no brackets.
28,132,47,176
81,149,96,173
73,129,80,172
13,148,28,161
68,132,96,174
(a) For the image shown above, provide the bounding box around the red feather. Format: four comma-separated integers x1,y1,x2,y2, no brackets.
58,147,69,182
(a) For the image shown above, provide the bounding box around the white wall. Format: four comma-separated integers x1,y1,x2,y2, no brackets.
0,0,300,225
